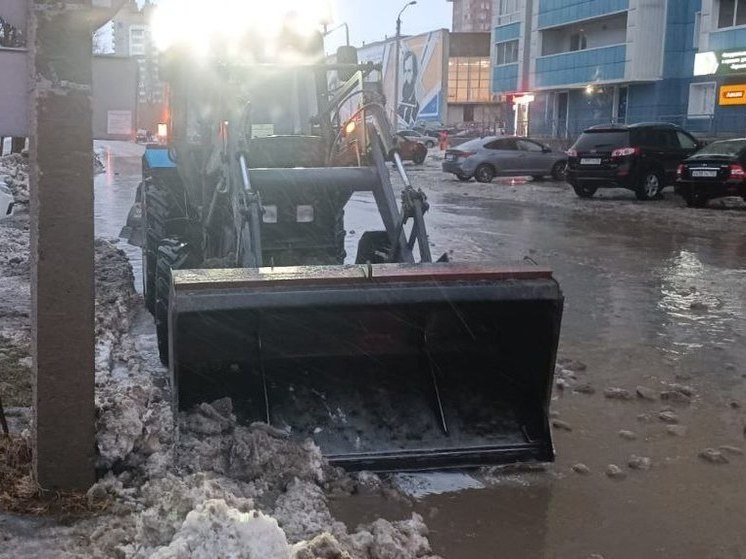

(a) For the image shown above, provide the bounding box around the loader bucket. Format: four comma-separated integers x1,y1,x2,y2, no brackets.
169,263,563,471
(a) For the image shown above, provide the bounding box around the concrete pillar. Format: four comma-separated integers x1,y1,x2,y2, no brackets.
29,1,96,490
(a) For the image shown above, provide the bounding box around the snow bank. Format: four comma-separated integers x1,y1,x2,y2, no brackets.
0,154,29,206
0,171,441,557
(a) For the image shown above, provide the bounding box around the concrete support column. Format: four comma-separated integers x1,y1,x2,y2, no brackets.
29,0,95,490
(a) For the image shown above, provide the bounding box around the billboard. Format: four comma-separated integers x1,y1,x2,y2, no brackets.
694,49,746,76
719,84,746,106
382,31,446,127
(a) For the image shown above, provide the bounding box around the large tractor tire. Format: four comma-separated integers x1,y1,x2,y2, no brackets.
141,180,185,314
155,238,199,366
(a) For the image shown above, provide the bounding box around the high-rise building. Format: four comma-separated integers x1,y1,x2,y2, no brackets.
109,0,165,133
488,0,746,139
447,0,493,33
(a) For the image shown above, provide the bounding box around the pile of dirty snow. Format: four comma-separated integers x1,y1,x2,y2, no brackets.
0,175,442,557
0,153,29,206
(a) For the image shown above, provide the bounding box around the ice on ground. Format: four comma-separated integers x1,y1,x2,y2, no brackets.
392,472,485,499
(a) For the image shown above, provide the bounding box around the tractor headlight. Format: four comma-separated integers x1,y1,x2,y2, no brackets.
296,205,314,223
263,205,278,224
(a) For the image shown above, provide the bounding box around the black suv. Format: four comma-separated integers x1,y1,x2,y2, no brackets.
566,123,701,200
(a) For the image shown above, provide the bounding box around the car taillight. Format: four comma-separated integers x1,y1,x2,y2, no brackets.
676,164,685,178
566,149,578,157
611,146,640,158
729,163,745,178
458,151,476,158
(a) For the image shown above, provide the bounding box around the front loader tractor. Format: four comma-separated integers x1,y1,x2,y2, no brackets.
122,3,564,471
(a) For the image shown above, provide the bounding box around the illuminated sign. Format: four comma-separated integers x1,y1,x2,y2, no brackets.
719,84,746,106
507,92,535,104
694,49,746,76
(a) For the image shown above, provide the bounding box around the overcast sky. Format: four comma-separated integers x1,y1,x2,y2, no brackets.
135,0,453,52
326,0,453,51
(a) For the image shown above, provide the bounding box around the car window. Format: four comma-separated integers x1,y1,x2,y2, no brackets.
676,131,698,150
662,130,680,149
691,139,746,157
457,138,486,151
573,131,629,151
485,138,518,150
634,128,678,148
400,131,416,138
517,139,544,152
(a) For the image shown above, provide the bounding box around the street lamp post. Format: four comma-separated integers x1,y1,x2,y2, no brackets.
393,0,417,130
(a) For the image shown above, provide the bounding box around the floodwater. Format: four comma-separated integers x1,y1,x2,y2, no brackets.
96,142,746,558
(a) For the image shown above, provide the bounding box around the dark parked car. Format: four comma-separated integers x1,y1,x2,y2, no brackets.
394,132,428,165
675,138,746,207
442,136,567,182
566,123,701,200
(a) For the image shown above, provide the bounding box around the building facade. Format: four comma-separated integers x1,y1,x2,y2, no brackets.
448,0,494,32
109,0,166,134
341,30,498,129
489,0,746,140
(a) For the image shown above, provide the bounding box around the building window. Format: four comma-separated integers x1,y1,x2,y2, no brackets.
688,82,716,117
448,57,491,103
718,0,746,28
129,25,147,56
497,0,519,16
496,0,520,25
570,33,588,52
495,40,519,65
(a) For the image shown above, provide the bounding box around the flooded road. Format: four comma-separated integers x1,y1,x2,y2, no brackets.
96,142,746,558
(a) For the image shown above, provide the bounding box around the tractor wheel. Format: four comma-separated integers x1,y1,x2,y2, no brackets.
155,237,199,366
355,231,391,264
142,180,182,315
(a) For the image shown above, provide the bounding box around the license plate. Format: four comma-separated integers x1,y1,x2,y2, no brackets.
581,158,602,165
691,170,717,178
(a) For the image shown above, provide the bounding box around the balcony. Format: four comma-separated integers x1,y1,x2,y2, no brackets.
535,44,625,88
538,0,629,30
492,64,519,94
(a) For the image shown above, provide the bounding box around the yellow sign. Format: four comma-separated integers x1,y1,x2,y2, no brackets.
719,84,746,106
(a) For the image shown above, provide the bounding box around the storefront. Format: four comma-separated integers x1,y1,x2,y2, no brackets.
692,47,746,135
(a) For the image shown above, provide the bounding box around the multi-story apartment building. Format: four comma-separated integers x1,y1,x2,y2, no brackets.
490,0,746,139
110,0,166,133
448,0,494,32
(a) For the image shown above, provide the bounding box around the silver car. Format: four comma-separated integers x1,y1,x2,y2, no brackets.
442,136,567,183
399,130,439,148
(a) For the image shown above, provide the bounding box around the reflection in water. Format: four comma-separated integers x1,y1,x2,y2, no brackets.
657,248,746,362
94,143,144,292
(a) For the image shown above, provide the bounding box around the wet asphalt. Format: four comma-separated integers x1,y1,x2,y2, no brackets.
96,142,746,559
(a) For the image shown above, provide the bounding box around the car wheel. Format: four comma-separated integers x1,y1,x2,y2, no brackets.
635,170,664,201
551,160,567,181
684,191,707,208
572,183,597,198
456,172,471,182
474,164,495,183
425,141,435,148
